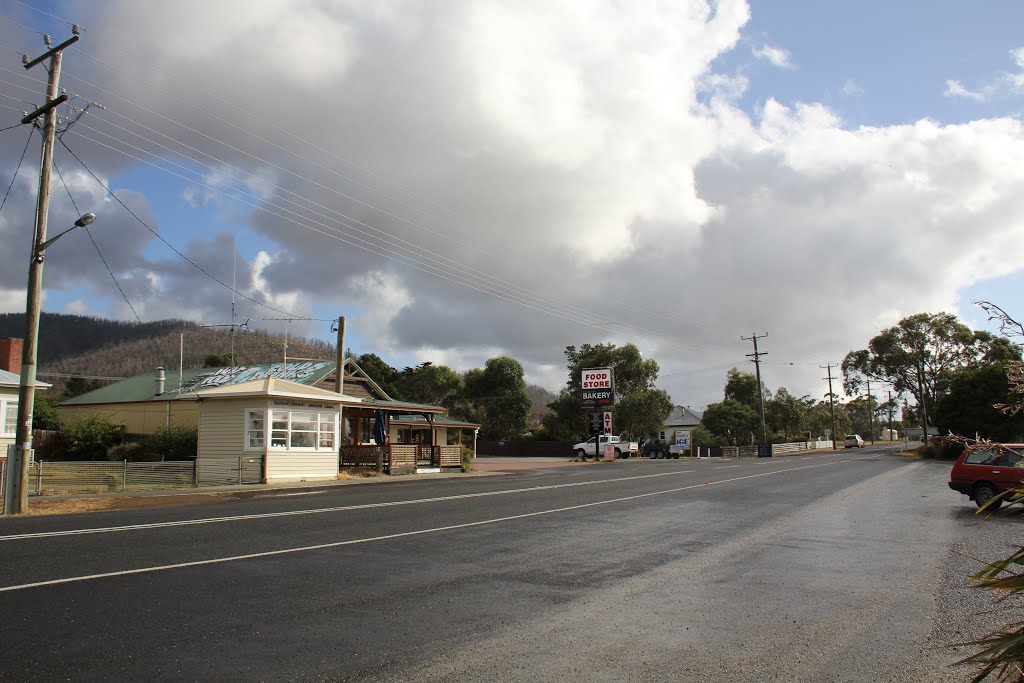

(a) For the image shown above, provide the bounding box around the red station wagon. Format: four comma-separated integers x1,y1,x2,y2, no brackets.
948,444,1024,509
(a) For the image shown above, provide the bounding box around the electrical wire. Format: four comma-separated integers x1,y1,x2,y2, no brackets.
0,123,32,219
7,2,741,351
57,137,311,322
65,125,732,353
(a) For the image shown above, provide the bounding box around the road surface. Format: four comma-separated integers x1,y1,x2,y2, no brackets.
0,445,1019,681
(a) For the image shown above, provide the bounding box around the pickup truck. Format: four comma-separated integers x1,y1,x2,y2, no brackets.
572,435,639,460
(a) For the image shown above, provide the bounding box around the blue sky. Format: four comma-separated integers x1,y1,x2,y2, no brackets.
0,0,1023,408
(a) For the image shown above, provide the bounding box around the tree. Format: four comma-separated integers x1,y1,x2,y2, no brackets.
766,387,807,440
460,357,531,440
701,399,759,446
613,388,673,441
203,352,238,368
63,376,107,399
934,363,1024,442
842,312,1006,424
145,425,199,461
724,368,768,411
542,342,663,440
392,362,462,406
355,353,400,397
62,415,122,461
31,394,62,431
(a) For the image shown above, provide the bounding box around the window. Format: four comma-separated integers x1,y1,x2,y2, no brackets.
3,401,16,435
964,449,997,465
319,414,335,448
246,411,265,449
257,408,339,451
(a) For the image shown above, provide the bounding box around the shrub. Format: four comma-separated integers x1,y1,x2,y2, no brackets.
145,425,199,461
63,415,123,461
461,446,475,472
106,442,144,462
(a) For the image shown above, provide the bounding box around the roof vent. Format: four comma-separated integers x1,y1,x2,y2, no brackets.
154,367,166,396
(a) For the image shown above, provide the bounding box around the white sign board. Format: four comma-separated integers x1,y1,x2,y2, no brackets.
581,368,613,390
603,443,616,461
674,430,691,449
603,412,613,435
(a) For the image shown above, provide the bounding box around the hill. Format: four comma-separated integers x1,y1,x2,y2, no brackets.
0,313,335,393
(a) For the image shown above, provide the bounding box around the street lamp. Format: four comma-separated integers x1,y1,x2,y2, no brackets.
4,212,97,515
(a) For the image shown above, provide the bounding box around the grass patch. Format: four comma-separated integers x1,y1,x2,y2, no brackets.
337,468,383,480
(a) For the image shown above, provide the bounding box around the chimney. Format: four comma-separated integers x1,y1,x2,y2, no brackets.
154,367,166,396
0,338,23,374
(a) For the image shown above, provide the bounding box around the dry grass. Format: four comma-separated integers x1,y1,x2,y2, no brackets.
23,498,123,516
337,468,383,480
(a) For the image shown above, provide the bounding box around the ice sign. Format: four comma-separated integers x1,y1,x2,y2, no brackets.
581,368,613,390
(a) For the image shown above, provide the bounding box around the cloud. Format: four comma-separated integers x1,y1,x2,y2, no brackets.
1,1,1024,410
945,79,989,102
752,42,793,69
945,46,1024,102
841,79,864,96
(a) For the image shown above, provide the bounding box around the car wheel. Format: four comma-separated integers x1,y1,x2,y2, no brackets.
974,483,1002,510
574,449,586,461
614,449,622,459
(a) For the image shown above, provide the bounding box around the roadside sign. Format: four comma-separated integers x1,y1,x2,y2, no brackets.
581,388,614,407
581,368,613,390
603,412,613,435
674,430,691,449
603,443,615,461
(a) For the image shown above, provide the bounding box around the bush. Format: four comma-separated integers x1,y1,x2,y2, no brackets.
145,425,198,461
63,415,123,461
461,446,475,472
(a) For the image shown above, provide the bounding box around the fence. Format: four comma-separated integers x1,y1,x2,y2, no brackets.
0,460,197,497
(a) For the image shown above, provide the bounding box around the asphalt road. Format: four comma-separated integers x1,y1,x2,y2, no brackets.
0,445,1019,682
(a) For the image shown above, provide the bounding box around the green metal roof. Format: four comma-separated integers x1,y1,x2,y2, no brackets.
61,361,337,406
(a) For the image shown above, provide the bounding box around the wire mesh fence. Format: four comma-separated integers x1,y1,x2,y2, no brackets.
0,459,197,498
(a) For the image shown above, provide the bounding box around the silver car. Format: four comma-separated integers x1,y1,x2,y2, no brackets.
844,434,865,448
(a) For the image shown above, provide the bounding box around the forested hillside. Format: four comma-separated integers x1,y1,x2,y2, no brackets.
0,313,335,393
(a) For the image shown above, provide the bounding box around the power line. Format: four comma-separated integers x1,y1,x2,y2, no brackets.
57,137,310,321
61,126,733,353
0,124,33,219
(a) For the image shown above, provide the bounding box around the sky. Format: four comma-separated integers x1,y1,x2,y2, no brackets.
0,0,1022,411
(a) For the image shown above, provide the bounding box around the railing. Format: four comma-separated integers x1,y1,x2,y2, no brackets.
339,444,463,474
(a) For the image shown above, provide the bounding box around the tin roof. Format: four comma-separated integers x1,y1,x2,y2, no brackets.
61,360,336,405
0,368,50,389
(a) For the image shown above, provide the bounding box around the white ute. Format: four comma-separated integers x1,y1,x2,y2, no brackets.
572,435,639,460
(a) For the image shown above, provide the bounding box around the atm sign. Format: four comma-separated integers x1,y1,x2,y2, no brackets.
581,368,613,390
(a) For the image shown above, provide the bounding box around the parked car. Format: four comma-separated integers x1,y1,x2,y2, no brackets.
948,444,1024,509
572,435,639,460
843,434,865,448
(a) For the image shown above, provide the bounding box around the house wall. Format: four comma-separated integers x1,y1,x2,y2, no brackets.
58,401,199,435
197,398,253,485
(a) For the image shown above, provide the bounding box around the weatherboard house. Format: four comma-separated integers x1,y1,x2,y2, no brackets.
59,357,479,482
0,338,50,458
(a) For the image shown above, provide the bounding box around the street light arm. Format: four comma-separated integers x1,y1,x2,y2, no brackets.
34,212,95,260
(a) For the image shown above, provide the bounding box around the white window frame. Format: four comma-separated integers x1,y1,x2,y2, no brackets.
244,409,265,451
1,399,16,436
245,407,338,452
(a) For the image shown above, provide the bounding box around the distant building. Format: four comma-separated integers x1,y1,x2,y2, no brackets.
0,338,50,456
657,405,703,445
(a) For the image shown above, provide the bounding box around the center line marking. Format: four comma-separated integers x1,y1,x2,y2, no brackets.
0,455,884,593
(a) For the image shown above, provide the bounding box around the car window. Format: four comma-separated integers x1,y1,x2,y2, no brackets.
964,449,997,465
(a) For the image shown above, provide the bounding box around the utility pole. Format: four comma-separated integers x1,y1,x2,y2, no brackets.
334,316,345,394
887,390,895,441
917,361,929,445
866,379,874,445
5,30,79,515
821,363,838,450
742,332,768,444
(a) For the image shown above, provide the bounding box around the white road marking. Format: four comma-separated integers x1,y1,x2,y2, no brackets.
713,465,740,469
0,470,694,542
261,490,328,497
0,455,880,593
